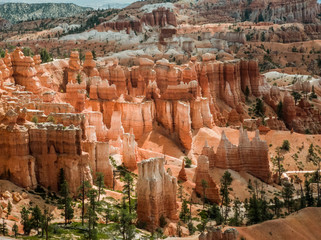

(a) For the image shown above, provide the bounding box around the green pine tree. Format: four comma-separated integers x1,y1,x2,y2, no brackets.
20,207,32,235
96,172,105,202
59,180,74,225
220,171,233,223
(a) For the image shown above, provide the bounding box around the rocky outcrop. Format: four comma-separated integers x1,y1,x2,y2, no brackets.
196,0,319,24
283,93,321,134
178,159,187,182
101,14,142,33
214,32,246,44
11,48,41,93
137,158,178,230
33,55,51,88
122,130,138,170
67,51,81,83
199,227,238,240
0,107,93,194
100,7,177,33
82,141,113,188
141,7,177,27
0,17,11,30
202,129,271,183
0,124,37,189
0,59,11,84
29,123,92,193
194,155,220,204
155,100,192,149
83,51,99,78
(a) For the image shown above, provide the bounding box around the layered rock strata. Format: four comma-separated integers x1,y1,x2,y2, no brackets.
201,129,271,183
194,155,220,203
137,158,178,230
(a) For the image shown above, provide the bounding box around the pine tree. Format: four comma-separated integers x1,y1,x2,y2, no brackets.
179,199,189,223
291,91,301,105
122,173,134,214
96,172,105,202
282,182,295,214
87,189,98,240
271,147,286,184
220,171,233,223
21,207,32,235
229,198,242,226
41,208,53,240
7,201,12,218
305,177,314,207
292,152,305,209
102,202,112,224
31,205,42,235
197,209,208,233
0,218,8,236
245,86,250,101
114,199,136,240
12,222,18,238
59,180,74,225
306,144,321,206
201,179,208,209
270,196,282,218
40,48,52,63
78,179,91,226
207,203,223,225
277,101,283,120
58,168,65,192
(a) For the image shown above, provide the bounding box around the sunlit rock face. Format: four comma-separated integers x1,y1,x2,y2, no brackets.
11,48,41,93
137,158,178,230
200,129,271,184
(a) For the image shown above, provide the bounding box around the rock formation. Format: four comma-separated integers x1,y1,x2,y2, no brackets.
200,129,271,183
122,130,138,170
83,51,99,78
199,227,238,240
11,48,41,93
282,91,321,134
178,159,187,182
194,155,220,203
100,7,177,33
67,51,81,83
137,158,178,230
196,0,319,24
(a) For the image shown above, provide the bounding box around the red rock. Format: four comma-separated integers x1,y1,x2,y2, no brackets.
11,48,41,93
137,158,178,230
122,130,138,170
194,155,220,204
83,51,99,78
67,51,81,83
178,159,187,182
207,129,271,183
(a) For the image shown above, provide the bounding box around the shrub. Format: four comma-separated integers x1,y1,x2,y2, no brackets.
184,157,192,168
277,101,283,120
254,98,265,117
31,116,38,123
47,116,55,123
245,86,250,101
76,74,82,84
281,140,290,151
159,215,167,228
305,129,311,135
40,48,52,63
